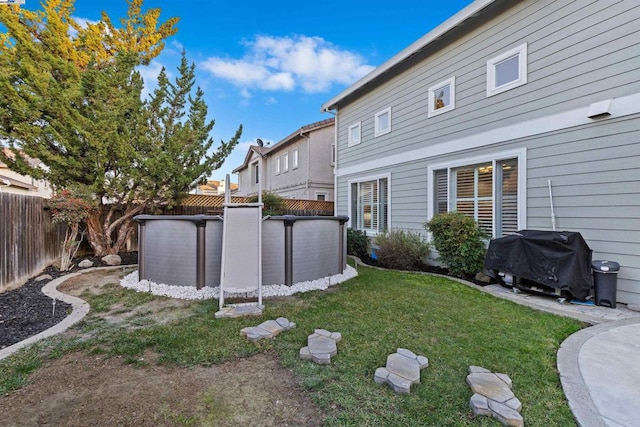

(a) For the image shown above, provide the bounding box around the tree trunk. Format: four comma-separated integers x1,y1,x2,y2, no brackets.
86,204,144,256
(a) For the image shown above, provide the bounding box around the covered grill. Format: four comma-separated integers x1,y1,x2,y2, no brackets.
484,230,593,300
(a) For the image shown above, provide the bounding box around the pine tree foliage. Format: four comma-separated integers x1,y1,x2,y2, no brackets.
0,1,242,255
0,0,178,69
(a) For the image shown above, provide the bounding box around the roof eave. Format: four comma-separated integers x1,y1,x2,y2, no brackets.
321,0,497,112
264,117,336,154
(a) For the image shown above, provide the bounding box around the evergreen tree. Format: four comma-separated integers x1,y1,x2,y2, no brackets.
0,1,242,255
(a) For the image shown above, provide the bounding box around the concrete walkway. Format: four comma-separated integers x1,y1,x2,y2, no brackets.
473,282,640,427
4,262,640,426
403,265,640,426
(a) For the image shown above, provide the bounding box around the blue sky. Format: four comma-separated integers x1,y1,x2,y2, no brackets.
24,0,474,183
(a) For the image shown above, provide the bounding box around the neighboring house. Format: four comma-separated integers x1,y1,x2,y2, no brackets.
193,180,238,195
233,118,335,201
322,0,640,304
0,148,53,198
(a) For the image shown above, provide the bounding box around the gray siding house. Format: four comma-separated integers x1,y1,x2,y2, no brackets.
322,0,640,305
233,118,335,201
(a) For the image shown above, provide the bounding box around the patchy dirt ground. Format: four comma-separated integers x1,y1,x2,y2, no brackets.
1,269,324,427
1,351,322,427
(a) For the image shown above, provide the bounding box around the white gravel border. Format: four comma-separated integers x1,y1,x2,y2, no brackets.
120,265,358,300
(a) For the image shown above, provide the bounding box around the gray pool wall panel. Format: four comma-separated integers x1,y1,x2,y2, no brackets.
135,215,348,288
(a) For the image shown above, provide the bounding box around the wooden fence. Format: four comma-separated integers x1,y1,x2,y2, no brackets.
0,193,334,291
168,195,335,216
0,192,66,292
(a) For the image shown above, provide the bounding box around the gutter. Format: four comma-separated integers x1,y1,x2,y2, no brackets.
321,0,497,111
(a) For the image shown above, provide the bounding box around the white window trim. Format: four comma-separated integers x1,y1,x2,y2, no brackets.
374,107,392,137
427,148,527,238
486,43,528,97
428,76,456,117
348,122,361,147
336,91,640,178
315,191,328,201
347,172,392,236
292,148,299,169
252,161,259,184
330,144,336,166
282,152,289,172
275,156,280,175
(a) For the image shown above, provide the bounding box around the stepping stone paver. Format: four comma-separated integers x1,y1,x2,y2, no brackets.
299,329,341,365
374,348,429,394
240,317,296,342
466,366,523,427
215,303,264,318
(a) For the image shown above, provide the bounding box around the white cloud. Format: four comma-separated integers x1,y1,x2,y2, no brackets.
69,16,101,39
171,40,185,52
199,35,374,94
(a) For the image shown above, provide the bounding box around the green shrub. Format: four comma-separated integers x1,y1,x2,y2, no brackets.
247,191,287,216
347,228,369,260
424,212,487,277
373,229,430,271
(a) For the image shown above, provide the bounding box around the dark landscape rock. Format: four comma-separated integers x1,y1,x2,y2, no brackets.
0,252,138,349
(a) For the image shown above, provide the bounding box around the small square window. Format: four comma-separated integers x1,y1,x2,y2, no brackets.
375,107,391,137
348,122,361,146
282,152,289,172
487,43,527,97
292,148,299,169
316,192,327,201
428,76,455,117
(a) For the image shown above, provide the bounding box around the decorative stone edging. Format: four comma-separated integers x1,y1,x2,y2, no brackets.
374,348,429,394
0,266,130,361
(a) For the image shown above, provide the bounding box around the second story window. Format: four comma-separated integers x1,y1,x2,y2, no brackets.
428,76,455,117
283,152,289,172
348,122,361,146
292,148,299,169
375,107,391,137
275,156,280,175
487,43,527,97
252,162,259,184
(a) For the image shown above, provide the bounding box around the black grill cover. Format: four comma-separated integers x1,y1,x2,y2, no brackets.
484,230,592,300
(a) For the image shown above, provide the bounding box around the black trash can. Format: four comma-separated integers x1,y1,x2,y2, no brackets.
592,260,620,308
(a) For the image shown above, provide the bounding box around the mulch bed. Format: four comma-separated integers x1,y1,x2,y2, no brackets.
0,252,138,349
1,252,485,351
357,255,490,286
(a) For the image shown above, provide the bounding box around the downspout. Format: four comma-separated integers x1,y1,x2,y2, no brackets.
324,108,338,214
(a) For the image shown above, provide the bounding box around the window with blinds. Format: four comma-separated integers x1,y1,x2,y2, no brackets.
433,157,517,237
498,158,518,235
435,169,448,214
351,177,388,233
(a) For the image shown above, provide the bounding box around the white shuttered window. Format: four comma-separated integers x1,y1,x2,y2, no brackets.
434,158,518,237
351,177,389,234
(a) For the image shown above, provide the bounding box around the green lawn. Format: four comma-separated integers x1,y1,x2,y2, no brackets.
1,262,583,426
